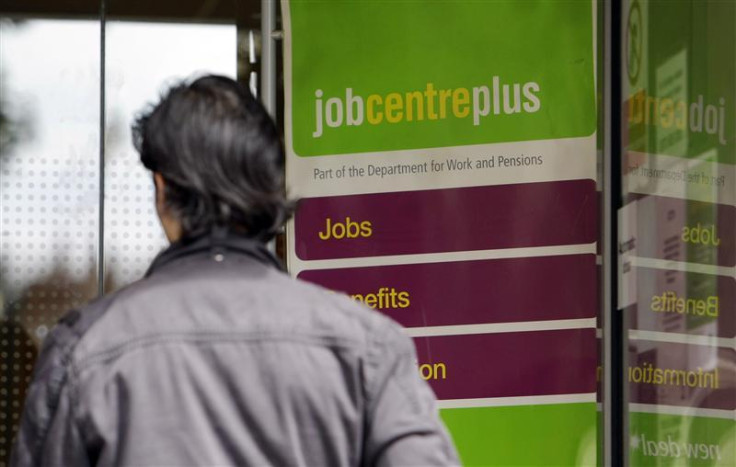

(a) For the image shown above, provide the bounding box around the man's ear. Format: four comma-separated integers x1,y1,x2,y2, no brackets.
153,172,167,214
152,172,183,242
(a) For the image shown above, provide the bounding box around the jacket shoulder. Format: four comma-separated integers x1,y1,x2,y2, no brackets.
276,272,407,343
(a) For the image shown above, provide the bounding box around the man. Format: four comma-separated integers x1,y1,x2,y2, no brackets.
11,75,458,466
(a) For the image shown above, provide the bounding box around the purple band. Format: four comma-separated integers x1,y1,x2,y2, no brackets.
299,254,597,326
295,180,597,260
414,329,597,400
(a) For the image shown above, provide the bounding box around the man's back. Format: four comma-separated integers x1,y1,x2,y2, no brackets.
12,234,457,466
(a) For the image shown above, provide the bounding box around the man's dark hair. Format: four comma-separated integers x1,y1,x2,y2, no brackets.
133,75,293,241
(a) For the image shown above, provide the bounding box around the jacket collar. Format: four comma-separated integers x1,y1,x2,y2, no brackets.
145,227,285,277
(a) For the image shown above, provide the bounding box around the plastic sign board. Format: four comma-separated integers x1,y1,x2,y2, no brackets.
283,1,598,464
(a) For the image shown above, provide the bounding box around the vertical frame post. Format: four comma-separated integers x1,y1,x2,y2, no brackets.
604,0,624,465
261,0,278,254
261,0,277,123
98,0,107,296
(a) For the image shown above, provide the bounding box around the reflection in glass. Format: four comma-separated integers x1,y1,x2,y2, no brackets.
620,0,735,464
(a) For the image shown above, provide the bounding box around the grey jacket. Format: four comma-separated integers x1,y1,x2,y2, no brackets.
11,233,458,466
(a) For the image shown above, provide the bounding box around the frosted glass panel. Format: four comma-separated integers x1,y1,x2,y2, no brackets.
0,19,100,460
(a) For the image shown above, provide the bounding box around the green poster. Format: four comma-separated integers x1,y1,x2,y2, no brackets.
284,1,599,465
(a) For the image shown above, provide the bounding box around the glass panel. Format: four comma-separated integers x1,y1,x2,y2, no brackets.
103,2,258,291
620,0,736,464
0,17,100,462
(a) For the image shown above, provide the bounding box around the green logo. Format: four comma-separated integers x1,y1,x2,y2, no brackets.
288,1,596,156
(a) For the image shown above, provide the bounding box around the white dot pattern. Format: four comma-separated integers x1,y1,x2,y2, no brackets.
104,150,169,291
1,19,101,463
